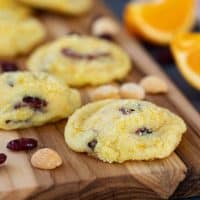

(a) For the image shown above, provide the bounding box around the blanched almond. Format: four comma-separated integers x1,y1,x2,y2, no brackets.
91,17,119,37
120,83,145,100
31,148,62,170
140,76,168,94
89,85,120,101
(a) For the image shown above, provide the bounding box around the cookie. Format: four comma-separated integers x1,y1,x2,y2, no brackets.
0,19,45,57
65,99,186,163
0,0,31,20
18,0,92,16
0,72,81,130
27,35,131,86
0,0,45,57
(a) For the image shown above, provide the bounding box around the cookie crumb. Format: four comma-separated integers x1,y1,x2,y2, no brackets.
140,76,168,94
31,148,62,170
89,85,120,101
120,83,145,99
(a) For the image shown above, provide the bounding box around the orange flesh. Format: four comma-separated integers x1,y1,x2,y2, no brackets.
174,35,200,51
187,49,200,75
140,0,194,32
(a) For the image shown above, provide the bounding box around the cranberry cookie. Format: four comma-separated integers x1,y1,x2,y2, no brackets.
18,0,92,16
0,72,81,130
65,100,186,163
27,35,131,86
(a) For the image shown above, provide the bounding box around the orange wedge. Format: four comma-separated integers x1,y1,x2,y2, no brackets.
171,33,200,90
124,0,195,45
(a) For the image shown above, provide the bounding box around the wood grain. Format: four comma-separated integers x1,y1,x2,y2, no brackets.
0,0,199,199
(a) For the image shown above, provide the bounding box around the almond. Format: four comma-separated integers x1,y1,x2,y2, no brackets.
120,83,145,99
140,76,168,94
31,148,62,170
89,84,120,101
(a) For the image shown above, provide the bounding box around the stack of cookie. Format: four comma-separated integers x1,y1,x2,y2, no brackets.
0,0,186,164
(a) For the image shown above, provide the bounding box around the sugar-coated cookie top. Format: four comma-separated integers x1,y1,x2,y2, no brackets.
65,99,186,163
28,35,131,86
0,72,81,130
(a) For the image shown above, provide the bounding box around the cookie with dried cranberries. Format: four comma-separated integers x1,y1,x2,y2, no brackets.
0,72,81,130
65,99,186,163
27,35,131,86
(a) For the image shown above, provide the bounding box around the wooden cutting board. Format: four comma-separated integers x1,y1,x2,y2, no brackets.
0,1,200,200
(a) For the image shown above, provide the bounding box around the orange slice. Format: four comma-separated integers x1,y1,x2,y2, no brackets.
171,33,200,90
124,0,195,45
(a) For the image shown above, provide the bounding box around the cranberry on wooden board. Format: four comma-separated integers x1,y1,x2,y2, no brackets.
7,138,38,151
0,153,7,164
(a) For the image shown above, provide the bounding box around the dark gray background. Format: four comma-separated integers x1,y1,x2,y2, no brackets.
103,0,200,112
103,1,200,200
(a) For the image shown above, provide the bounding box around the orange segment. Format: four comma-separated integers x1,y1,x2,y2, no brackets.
124,0,195,45
171,33,200,90
187,48,200,75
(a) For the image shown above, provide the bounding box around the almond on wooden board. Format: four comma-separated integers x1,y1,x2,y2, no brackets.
140,76,168,94
120,83,145,100
31,148,62,170
89,84,120,101
91,17,120,37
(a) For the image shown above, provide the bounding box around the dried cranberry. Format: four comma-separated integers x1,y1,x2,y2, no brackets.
0,61,18,72
67,31,81,36
135,127,153,136
119,107,135,115
98,34,114,41
23,96,47,110
0,153,7,164
14,96,47,111
7,138,38,151
88,139,97,150
61,48,110,60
